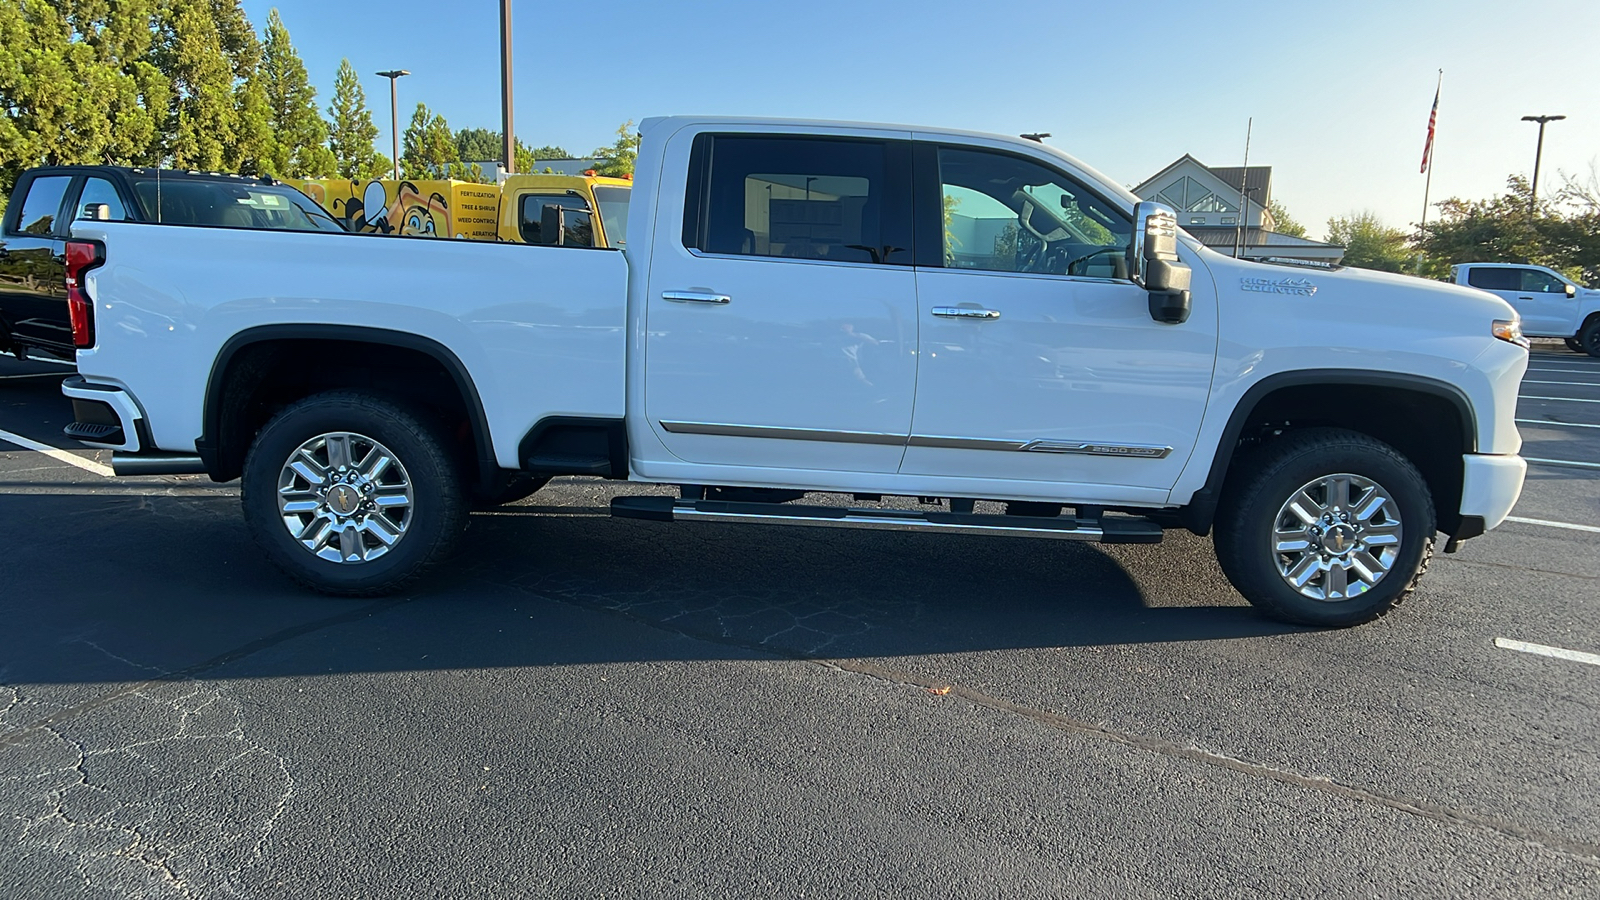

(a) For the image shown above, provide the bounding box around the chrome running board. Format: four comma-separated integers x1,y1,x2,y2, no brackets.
609,496,1162,544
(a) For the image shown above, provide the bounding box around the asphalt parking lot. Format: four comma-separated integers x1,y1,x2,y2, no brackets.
1,344,1597,898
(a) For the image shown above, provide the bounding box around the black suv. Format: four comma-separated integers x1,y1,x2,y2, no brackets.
0,166,343,362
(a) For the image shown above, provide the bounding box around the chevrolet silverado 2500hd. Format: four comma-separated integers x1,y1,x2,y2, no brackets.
1451,262,1600,356
61,117,1530,627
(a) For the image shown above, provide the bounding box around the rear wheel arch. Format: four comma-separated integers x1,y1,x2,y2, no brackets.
1181,370,1475,537
199,325,497,488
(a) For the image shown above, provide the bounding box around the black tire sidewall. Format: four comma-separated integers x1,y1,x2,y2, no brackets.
242,392,464,595
1218,433,1434,627
1581,322,1600,357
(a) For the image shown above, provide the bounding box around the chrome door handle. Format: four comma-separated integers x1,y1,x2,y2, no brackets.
662,290,731,304
932,306,1000,320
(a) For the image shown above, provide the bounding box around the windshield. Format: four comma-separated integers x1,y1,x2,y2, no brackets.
131,179,345,232
593,186,631,247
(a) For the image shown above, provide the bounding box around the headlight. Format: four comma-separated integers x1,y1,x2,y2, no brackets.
1492,318,1529,349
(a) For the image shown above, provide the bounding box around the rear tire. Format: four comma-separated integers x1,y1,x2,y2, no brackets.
242,391,467,596
1566,337,1585,353
1214,428,1435,627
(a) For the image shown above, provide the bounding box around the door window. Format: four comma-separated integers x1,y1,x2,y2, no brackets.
518,194,594,246
13,176,72,235
935,147,1132,278
1521,269,1567,293
682,135,912,265
77,177,128,221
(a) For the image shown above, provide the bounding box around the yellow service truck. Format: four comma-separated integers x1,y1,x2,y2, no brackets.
286,174,632,248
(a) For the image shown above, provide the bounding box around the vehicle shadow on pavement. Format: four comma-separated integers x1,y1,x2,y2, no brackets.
0,484,1299,688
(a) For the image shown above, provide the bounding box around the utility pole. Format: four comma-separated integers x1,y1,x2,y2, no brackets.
1521,114,1566,219
1234,117,1252,258
500,0,515,177
376,69,409,181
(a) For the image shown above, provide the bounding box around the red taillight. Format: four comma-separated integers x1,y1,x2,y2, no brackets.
65,240,101,349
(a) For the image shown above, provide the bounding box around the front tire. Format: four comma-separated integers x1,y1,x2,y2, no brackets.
1566,337,1585,354
1214,428,1435,627
1579,320,1600,358
242,391,467,596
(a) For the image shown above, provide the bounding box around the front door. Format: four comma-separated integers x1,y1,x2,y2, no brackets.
642,131,918,474
0,174,75,358
901,144,1218,502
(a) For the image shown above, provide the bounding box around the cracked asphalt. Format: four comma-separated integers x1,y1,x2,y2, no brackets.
1,344,1598,898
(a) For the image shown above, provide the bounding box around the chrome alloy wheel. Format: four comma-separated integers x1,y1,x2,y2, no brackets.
1270,473,1403,602
276,432,413,563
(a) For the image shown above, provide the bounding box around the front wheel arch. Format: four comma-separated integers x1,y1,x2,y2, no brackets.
1180,371,1471,537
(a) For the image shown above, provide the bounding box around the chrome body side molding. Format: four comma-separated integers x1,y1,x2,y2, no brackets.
659,421,1171,459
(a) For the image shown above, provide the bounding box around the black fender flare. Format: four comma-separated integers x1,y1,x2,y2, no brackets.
1179,369,1477,535
196,324,496,486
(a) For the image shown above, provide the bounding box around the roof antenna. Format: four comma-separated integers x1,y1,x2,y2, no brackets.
1020,132,1051,143
156,166,163,224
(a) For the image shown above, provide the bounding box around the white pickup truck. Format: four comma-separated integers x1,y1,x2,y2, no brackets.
61,116,1530,627
1451,262,1600,356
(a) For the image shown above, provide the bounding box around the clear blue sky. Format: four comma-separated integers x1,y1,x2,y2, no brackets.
244,0,1599,240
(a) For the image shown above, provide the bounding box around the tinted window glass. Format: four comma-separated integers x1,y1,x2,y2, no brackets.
937,147,1132,278
593,186,630,247
519,193,594,245
1521,269,1566,293
1465,267,1519,291
78,178,128,221
685,136,909,265
15,176,71,235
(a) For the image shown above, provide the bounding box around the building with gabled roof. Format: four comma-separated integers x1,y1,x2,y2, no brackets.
1133,154,1344,264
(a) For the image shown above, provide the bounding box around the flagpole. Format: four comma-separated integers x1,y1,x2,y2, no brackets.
1420,69,1442,231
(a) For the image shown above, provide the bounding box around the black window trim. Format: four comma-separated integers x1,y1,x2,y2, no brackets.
911,139,1137,281
680,131,916,268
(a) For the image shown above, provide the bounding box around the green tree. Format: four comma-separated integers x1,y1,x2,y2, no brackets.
1268,199,1307,238
151,0,243,170
1326,211,1411,273
1418,175,1600,285
326,58,383,179
590,120,639,177
259,8,332,176
0,0,156,191
454,127,500,163
401,103,459,179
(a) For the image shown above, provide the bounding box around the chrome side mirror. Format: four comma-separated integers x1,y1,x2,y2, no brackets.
80,203,112,221
1128,201,1192,324
1567,283,1578,298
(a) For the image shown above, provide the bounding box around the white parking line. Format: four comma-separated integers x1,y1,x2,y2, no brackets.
0,427,115,477
1525,457,1600,470
1494,638,1600,667
1505,515,1600,534
1521,396,1600,404
1523,380,1600,387
1517,419,1600,429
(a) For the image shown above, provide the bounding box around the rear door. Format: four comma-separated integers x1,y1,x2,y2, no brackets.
0,173,76,358
641,129,919,474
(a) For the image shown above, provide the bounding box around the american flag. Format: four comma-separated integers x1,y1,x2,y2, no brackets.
1420,83,1440,174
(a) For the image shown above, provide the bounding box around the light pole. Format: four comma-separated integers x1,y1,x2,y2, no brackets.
376,69,409,181
1520,114,1565,218
500,0,515,176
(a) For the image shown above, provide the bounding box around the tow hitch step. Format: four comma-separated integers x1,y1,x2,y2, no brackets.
609,496,1162,544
